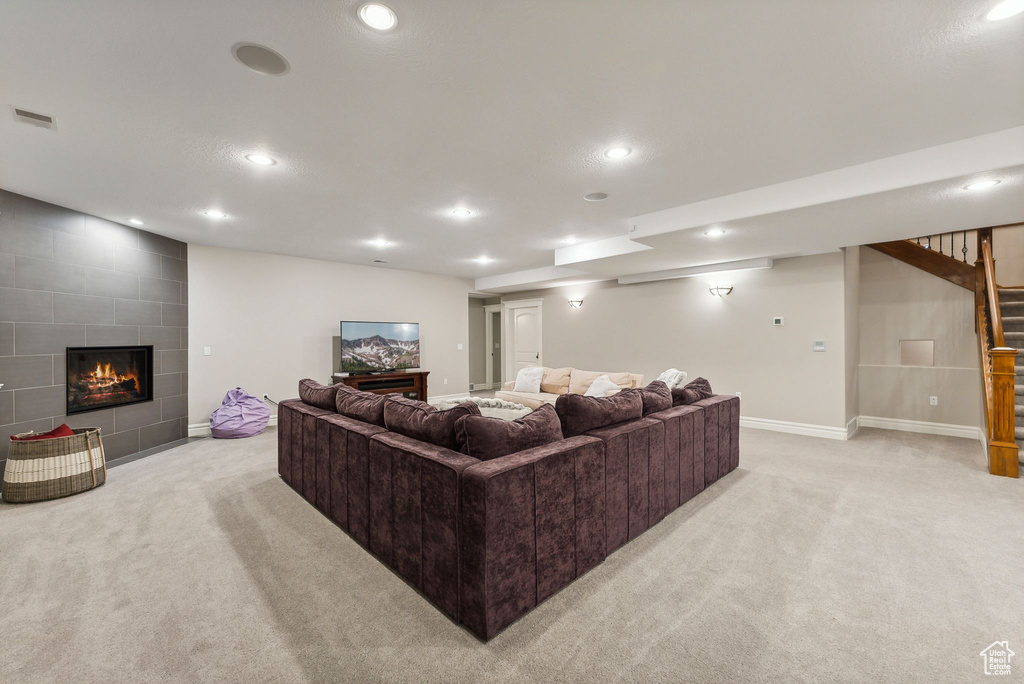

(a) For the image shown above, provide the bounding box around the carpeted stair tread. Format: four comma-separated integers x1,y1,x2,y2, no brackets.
1017,384,1024,396
1004,317,1024,333
998,288,1024,302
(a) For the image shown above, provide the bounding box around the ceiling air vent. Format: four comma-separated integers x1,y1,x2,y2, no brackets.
12,107,57,130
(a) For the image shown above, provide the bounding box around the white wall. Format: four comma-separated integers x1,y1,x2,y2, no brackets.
857,246,981,427
187,246,473,424
502,253,849,429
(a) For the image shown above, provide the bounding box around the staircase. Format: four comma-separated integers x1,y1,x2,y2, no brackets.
1001,288,1024,459
868,224,1022,477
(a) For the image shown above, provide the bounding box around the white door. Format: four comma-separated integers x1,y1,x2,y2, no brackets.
504,300,543,379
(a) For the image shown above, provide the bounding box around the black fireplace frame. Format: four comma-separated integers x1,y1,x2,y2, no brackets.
65,345,155,415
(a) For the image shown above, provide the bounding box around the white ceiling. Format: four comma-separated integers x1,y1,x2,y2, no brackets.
0,0,1021,288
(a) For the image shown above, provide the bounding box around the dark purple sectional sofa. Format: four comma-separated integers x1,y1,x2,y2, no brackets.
278,389,739,641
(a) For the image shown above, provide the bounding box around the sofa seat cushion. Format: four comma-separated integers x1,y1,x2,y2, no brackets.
335,383,387,426
455,404,564,461
672,377,713,406
494,390,558,410
628,380,672,416
554,391,643,437
298,378,339,411
383,396,481,451
540,367,572,395
568,369,637,395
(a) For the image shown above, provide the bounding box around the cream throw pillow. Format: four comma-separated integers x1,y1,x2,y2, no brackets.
584,374,621,397
657,368,688,390
513,366,545,393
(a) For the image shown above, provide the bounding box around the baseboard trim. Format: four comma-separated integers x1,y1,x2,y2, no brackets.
739,416,850,441
856,416,984,442
188,415,278,438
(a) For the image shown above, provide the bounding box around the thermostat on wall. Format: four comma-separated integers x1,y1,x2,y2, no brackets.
773,317,784,326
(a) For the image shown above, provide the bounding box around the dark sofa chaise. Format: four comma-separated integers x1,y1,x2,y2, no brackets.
278,382,739,641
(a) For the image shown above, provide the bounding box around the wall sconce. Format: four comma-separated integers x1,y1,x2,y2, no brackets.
709,286,733,297
568,299,584,308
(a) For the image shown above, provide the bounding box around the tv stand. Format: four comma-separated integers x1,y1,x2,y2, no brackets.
332,370,429,401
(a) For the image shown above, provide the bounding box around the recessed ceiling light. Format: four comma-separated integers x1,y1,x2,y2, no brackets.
359,3,398,30
604,147,631,159
245,153,276,166
368,238,391,248
964,179,1001,191
704,227,727,237
203,209,229,219
129,218,144,226
452,208,472,217
475,256,493,264
563,236,579,245
583,192,608,202
987,0,1024,21
232,43,290,76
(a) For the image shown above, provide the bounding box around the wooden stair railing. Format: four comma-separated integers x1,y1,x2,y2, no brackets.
868,238,975,291
977,230,1019,478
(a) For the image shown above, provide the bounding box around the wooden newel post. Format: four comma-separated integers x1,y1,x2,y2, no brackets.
989,347,1020,478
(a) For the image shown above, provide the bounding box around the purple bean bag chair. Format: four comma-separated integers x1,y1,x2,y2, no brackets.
210,388,270,439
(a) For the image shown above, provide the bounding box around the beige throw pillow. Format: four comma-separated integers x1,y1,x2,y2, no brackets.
540,367,572,394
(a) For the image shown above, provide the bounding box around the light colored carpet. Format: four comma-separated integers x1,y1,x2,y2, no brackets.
1,427,1022,683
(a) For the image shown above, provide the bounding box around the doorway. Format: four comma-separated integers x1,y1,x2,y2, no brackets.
503,299,543,381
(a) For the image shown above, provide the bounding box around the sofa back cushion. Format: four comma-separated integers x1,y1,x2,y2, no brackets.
334,383,387,427
672,377,714,406
383,396,481,451
628,380,672,416
554,391,643,437
568,369,638,395
298,378,339,411
454,404,564,461
540,367,572,395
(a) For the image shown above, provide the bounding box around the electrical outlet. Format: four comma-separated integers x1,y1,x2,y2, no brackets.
262,393,269,401
929,396,938,406
203,346,211,356
457,343,463,350
443,378,448,385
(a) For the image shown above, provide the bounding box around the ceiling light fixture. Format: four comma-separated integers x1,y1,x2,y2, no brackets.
583,192,608,202
203,209,229,219
563,236,579,245
709,286,733,298
987,0,1024,20
359,3,398,30
475,256,493,264
704,227,727,237
964,179,1001,191
452,208,472,217
245,153,276,166
604,147,631,159
568,299,583,308
129,218,144,226
368,238,391,248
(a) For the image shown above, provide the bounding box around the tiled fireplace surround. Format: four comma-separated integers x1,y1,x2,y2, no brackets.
1,188,188,467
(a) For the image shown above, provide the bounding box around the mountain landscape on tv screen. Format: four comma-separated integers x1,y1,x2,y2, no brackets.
341,334,420,371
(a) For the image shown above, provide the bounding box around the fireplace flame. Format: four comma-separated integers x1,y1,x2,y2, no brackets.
89,361,136,386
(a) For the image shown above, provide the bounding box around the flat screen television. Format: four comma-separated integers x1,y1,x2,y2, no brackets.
340,321,420,373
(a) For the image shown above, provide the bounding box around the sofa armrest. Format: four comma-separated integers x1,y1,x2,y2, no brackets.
367,432,479,619
459,435,606,640
502,380,515,390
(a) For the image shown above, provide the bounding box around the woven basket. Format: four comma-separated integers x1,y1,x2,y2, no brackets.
2,428,106,503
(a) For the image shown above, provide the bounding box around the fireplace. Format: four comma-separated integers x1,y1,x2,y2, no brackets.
66,346,154,415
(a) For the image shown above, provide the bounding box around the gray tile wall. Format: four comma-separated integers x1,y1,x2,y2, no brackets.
0,188,188,466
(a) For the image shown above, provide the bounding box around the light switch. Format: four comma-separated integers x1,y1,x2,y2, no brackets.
203,346,211,356
812,340,826,352
457,343,463,350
